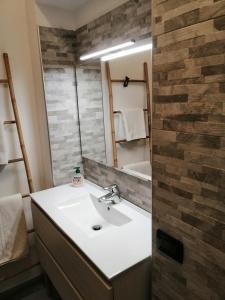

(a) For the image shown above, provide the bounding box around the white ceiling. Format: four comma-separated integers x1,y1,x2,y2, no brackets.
36,0,90,11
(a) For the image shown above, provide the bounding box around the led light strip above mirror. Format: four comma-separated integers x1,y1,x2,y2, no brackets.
80,40,135,61
101,43,152,61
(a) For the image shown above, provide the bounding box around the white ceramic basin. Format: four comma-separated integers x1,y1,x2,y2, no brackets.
57,193,131,237
31,180,151,279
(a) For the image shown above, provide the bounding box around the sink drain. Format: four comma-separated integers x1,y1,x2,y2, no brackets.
92,225,102,231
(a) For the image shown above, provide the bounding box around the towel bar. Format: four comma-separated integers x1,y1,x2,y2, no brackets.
111,79,146,83
22,194,30,198
8,158,24,164
116,136,150,143
0,79,8,84
114,109,148,114
4,120,16,125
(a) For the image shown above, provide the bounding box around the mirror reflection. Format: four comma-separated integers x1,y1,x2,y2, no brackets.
76,63,107,164
76,41,152,181
39,0,152,185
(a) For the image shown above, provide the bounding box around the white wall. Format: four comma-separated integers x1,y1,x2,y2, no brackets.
0,0,52,196
101,50,152,168
74,0,129,30
35,0,128,30
35,3,76,29
0,0,52,290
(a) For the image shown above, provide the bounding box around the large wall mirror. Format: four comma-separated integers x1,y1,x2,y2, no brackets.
38,0,152,185
76,43,152,181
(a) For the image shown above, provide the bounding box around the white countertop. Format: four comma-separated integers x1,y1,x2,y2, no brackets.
31,180,151,279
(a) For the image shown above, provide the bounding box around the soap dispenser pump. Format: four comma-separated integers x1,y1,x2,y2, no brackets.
72,166,84,187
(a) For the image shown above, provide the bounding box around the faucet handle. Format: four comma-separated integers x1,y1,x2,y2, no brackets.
103,185,114,192
104,184,120,195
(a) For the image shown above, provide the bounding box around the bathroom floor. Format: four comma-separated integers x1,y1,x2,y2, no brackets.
0,277,61,300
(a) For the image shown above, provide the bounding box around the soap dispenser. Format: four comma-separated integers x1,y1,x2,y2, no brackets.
72,166,84,187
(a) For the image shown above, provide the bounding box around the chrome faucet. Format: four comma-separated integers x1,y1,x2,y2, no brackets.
98,184,121,205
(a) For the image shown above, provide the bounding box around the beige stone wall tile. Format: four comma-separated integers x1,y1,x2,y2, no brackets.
157,20,214,47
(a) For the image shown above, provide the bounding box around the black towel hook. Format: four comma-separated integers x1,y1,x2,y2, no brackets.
123,76,130,87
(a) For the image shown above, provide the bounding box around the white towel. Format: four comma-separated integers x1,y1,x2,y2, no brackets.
0,121,8,165
120,108,146,141
114,113,126,141
0,194,28,265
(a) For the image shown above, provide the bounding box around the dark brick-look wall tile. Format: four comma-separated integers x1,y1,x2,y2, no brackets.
152,0,225,299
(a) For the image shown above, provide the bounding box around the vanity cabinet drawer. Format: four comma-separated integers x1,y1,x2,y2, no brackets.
32,203,113,300
36,235,83,300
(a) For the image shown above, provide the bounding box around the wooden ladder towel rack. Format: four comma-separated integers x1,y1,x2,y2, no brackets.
1,53,34,195
106,62,151,168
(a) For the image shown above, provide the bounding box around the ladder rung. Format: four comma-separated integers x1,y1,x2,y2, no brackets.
0,79,8,84
116,136,150,143
114,109,148,114
22,193,30,198
8,158,24,163
111,79,146,83
4,120,16,125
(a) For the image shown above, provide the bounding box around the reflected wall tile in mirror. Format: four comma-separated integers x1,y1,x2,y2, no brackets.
76,65,107,164
83,157,152,212
39,27,82,185
74,0,152,62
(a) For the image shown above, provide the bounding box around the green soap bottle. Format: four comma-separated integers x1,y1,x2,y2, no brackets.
72,166,84,187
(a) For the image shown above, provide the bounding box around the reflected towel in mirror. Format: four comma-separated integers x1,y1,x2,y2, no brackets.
0,120,8,165
120,108,146,141
114,113,126,141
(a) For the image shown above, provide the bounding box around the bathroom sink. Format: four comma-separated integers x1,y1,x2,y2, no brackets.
57,193,131,237
31,180,151,279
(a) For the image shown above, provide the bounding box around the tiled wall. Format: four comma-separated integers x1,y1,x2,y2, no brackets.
83,157,152,212
76,66,106,163
39,28,82,185
74,0,151,62
152,1,225,299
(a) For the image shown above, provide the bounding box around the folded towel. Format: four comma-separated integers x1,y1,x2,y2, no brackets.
0,194,28,265
0,120,8,165
114,113,126,141
120,108,146,141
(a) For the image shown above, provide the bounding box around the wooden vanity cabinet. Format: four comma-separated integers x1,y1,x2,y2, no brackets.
32,202,151,300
